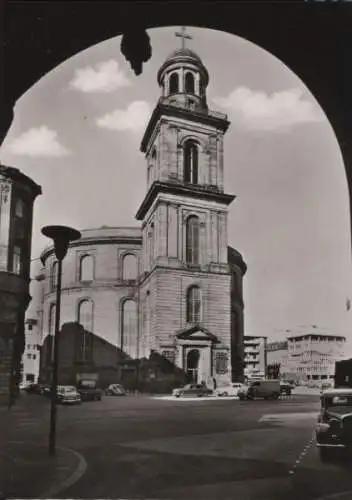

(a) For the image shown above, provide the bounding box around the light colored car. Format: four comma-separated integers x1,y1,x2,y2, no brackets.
215,383,247,397
172,384,213,398
57,385,81,405
105,384,126,396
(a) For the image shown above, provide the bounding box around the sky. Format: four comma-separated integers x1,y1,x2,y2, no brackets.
1,26,351,348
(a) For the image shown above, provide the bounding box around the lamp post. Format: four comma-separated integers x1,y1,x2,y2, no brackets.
41,225,81,456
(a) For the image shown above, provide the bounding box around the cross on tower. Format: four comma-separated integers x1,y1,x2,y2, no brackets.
175,26,193,50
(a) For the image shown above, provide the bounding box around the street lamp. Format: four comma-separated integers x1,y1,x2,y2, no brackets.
41,225,81,456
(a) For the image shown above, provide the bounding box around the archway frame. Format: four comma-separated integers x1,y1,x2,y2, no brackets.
3,3,351,257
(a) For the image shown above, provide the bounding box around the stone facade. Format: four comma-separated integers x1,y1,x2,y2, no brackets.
0,165,41,406
37,46,247,390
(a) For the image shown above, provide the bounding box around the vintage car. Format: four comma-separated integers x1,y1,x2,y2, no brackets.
315,388,352,461
56,386,81,405
172,384,213,398
280,380,294,396
76,380,103,401
238,379,281,400
215,382,247,397
105,384,126,396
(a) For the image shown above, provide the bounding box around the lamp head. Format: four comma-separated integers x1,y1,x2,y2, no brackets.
41,225,81,260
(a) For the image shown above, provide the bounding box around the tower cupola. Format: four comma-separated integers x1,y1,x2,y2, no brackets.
157,27,209,111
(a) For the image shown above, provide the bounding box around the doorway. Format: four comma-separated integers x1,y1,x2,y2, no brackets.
186,349,200,383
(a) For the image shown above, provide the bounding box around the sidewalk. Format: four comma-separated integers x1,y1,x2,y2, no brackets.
0,395,86,499
292,387,323,396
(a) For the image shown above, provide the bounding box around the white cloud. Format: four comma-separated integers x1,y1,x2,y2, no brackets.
96,101,151,132
69,60,130,93
6,126,70,157
213,87,324,131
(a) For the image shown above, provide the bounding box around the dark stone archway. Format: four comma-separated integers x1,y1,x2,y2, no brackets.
3,2,352,252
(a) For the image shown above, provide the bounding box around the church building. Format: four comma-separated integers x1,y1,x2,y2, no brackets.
36,31,247,390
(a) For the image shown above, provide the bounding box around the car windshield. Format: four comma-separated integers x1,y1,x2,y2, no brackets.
65,386,77,393
323,394,352,409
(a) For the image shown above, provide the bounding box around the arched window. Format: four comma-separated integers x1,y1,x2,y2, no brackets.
121,300,137,357
122,254,138,280
79,255,94,281
15,199,25,218
186,286,201,323
78,299,93,332
185,72,195,94
169,72,179,94
185,216,200,265
183,141,199,184
51,261,58,291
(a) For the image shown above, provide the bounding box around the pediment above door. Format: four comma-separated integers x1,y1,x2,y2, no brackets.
176,325,219,343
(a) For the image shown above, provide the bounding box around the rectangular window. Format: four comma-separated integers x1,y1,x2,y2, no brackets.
75,330,93,362
12,245,22,274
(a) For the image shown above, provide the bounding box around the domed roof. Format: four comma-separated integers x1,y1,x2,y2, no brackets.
165,48,203,64
157,47,209,86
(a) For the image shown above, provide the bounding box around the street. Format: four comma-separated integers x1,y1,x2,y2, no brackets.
4,393,352,499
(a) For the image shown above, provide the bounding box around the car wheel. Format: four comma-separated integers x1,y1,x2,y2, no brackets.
239,395,245,401
223,392,228,397
319,447,330,462
175,394,180,398
272,392,279,400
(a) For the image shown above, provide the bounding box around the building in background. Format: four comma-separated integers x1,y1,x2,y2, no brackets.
0,164,41,405
286,333,346,384
36,43,247,390
243,335,267,379
21,263,45,387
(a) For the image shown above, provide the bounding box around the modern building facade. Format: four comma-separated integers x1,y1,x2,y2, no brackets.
243,335,267,378
0,164,41,405
286,333,346,382
37,43,247,389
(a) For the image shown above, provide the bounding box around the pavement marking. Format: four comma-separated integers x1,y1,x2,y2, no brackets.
288,429,316,476
151,395,240,401
259,412,318,423
39,446,87,499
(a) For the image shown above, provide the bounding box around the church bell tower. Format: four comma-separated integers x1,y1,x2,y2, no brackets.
135,28,235,386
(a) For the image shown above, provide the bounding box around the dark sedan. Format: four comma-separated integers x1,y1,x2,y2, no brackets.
315,388,352,461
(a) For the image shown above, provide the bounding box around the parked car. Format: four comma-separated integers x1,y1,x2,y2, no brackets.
23,383,40,394
315,388,352,461
238,379,281,400
24,383,50,395
76,380,102,401
172,384,213,398
215,382,247,397
57,386,81,405
41,385,51,397
105,384,126,396
280,381,294,396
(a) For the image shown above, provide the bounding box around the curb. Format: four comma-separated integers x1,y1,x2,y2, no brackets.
39,447,87,499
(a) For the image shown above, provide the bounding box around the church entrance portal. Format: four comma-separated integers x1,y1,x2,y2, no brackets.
186,349,200,383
